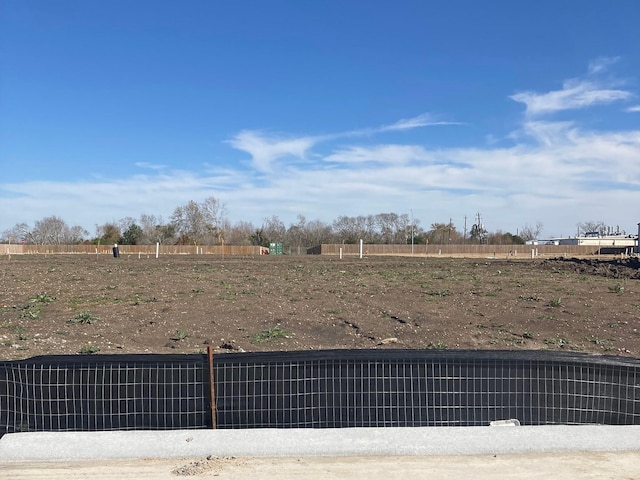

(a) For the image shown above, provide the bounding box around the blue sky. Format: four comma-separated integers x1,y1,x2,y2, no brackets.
2,1,640,238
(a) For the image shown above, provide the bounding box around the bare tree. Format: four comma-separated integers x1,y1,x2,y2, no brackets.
333,213,410,244
31,216,66,244
3,223,33,244
29,216,88,244
170,196,227,245
95,223,121,245
66,225,90,244
286,215,333,247
576,220,606,236
519,221,544,241
223,220,255,245
4,219,87,245
374,213,410,244
261,215,286,244
138,214,174,244
302,218,334,246
332,216,355,244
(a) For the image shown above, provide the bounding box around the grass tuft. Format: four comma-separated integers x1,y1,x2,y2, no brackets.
252,325,288,344
68,312,98,325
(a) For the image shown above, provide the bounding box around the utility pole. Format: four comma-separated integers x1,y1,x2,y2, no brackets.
463,215,467,244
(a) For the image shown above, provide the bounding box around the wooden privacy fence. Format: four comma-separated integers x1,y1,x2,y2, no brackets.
0,243,630,257
316,243,621,257
1,244,265,256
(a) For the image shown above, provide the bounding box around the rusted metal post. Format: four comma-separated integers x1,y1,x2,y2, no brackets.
207,345,217,429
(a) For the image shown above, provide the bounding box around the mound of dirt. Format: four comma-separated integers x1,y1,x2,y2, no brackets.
542,257,640,279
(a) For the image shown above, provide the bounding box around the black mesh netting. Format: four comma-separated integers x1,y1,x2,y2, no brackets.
1,350,639,433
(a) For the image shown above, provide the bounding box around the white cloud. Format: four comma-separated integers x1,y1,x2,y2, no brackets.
226,113,459,172
379,113,462,131
135,162,167,170
587,56,620,75
510,79,631,116
510,59,632,116
226,130,318,172
339,113,463,137
324,145,433,165
626,105,640,112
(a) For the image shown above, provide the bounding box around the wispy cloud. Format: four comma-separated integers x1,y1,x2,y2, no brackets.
378,113,463,131
588,56,620,75
227,113,458,172
135,162,167,170
324,145,433,165
226,130,318,173
511,80,631,116
626,105,640,112
510,58,632,116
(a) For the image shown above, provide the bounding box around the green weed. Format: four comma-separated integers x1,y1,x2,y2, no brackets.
19,305,41,319
78,345,100,354
252,326,288,344
69,312,98,325
608,284,624,295
518,294,541,302
30,293,56,303
548,298,563,307
587,337,609,346
429,289,451,298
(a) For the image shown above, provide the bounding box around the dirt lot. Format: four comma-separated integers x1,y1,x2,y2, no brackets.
0,254,639,361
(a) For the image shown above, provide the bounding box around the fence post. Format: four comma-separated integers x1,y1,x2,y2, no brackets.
207,345,217,429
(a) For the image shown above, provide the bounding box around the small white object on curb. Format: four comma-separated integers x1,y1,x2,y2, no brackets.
490,419,521,427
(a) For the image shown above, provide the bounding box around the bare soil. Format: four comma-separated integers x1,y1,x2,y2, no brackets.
1,254,639,360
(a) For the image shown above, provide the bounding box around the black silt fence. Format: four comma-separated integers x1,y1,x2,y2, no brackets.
1,350,640,433
0,355,210,433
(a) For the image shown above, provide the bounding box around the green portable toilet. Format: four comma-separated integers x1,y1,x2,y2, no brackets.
269,242,284,255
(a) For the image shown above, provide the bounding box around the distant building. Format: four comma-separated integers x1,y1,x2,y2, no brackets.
526,232,638,253
555,234,637,248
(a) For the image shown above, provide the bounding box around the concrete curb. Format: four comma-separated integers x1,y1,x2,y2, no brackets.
2,425,640,462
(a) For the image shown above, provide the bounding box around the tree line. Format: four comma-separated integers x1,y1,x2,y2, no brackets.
1,196,607,248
